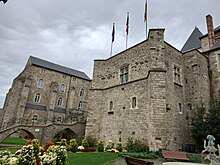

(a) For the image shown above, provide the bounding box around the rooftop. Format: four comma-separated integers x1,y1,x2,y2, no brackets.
29,56,91,81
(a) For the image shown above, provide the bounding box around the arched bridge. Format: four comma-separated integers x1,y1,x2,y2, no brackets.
0,122,85,144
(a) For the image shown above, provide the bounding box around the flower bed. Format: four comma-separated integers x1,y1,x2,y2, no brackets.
77,148,96,152
0,138,67,165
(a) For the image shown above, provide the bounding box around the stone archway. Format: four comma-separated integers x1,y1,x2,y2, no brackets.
0,128,35,143
18,128,35,140
53,128,77,141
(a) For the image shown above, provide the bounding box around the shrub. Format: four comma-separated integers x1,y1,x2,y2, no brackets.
97,140,104,152
82,138,89,148
86,136,97,147
125,137,149,152
70,139,78,153
105,140,114,151
188,154,202,163
118,152,159,159
116,142,122,152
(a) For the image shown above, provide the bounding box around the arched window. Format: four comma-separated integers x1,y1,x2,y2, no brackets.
32,114,38,124
78,101,83,110
79,89,84,96
34,93,41,103
57,97,63,106
60,84,65,93
57,116,62,122
37,79,44,88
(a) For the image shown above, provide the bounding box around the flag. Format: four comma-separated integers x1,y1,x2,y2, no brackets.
0,0,7,4
144,0,147,22
126,12,129,35
112,23,115,42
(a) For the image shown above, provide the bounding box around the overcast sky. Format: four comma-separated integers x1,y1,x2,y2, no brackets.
0,0,219,108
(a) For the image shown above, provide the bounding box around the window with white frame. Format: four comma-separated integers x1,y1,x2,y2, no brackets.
34,93,41,103
57,97,63,107
120,66,129,84
174,65,181,84
79,89,84,96
132,97,137,109
37,79,44,88
78,101,83,110
60,84,65,93
32,114,38,123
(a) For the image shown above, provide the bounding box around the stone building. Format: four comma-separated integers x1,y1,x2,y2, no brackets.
85,15,220,151
1,56,91,141
1,15,220,151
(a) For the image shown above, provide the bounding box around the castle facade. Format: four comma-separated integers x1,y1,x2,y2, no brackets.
1,15,220,151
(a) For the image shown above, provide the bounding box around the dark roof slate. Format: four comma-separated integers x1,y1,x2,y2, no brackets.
29,56,91,81
181,27,203,53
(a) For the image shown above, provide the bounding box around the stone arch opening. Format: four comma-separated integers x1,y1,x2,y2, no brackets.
19,129,35,140
53,128,77,141
0,128,35,143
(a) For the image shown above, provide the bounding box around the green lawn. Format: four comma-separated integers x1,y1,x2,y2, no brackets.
1,137,28,145
66,152,120,165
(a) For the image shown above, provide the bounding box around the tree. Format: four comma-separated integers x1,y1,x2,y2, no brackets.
205,103,220,144
192,103,220,149
191,106,208,145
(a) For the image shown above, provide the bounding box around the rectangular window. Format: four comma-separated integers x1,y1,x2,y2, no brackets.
218,54,220,70
178,103,182,114
132,97,137,109
120,66,129,84
109,101,113,111
174,65,181,84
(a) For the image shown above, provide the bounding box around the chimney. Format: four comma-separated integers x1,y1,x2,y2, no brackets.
206,14,215,48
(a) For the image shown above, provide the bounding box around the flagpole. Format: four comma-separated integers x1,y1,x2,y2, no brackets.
144,0,148,39
126,12,129,49
110,23,115,57
110,41,113,57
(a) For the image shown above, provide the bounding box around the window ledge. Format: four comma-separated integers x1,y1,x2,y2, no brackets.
174,82,183,87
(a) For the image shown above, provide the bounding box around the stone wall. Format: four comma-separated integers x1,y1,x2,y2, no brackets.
86,29,191,151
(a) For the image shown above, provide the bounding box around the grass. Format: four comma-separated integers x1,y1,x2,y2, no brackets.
66,152,120,165
1,137,28,145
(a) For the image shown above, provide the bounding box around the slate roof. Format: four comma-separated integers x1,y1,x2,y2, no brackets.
181,27,203,53
29,56,91,81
